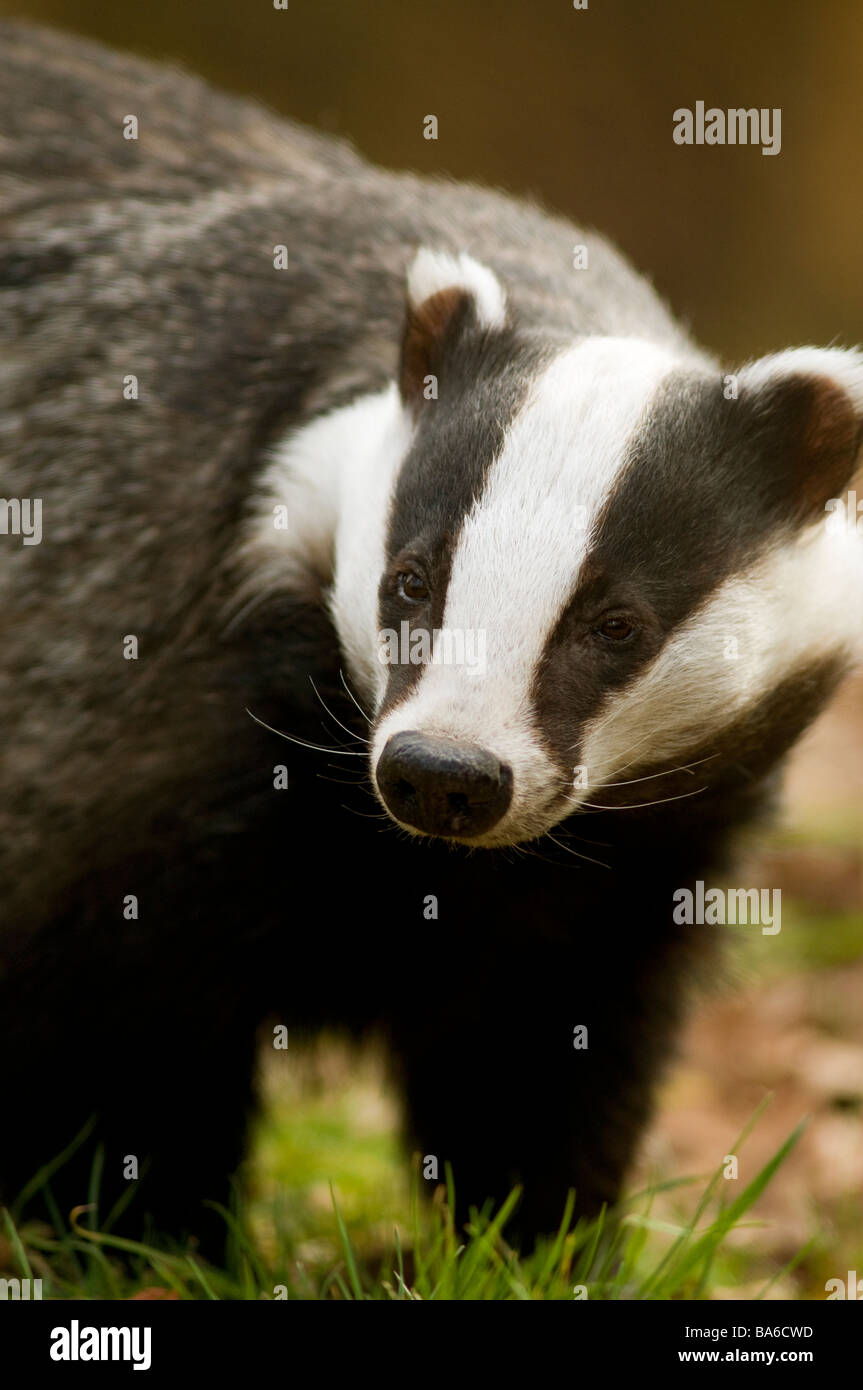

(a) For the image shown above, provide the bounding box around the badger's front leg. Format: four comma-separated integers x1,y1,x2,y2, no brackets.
387,877,701,1245
0,907,262,1259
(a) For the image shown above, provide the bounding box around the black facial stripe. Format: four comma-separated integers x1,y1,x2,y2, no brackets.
532,368,829,777
377,325,548,715
584,370,814,622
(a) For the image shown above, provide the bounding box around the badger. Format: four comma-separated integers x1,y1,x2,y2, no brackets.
1,21,861,1254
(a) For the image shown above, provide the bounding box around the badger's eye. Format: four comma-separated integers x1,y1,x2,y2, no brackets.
397,570,430,604
596,615,635,643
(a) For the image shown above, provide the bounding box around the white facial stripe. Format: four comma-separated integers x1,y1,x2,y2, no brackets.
329,388,415,702
581,521,863,790
372,337,680,838
235,385,411,704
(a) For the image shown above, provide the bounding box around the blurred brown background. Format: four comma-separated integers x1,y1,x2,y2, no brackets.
4,0,862,365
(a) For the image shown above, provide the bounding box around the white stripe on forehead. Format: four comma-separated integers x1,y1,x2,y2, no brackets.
444,336,675,640
400,338,676,724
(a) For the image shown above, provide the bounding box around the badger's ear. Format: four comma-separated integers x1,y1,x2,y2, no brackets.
738,347,863,515
399,249,507,408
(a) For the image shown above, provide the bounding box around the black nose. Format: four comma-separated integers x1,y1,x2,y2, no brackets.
376,731,513,838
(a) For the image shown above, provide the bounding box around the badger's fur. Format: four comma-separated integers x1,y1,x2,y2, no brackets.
1,22,862,1251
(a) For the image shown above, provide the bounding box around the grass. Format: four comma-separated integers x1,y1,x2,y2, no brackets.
0,1102,813,1300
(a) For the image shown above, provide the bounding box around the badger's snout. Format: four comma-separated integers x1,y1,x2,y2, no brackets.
376,730,513,839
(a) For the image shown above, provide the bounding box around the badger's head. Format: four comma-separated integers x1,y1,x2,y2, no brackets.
327,250,863,847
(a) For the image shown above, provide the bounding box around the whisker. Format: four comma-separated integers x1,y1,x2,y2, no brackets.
568,723,656,767
550,824,613,848
340,805,393,821
543,833,611,870
339,669,373,726
578,785,708,812
599,730,671,779
308,676,369,745
246,707,367,756
588,754,718,790
574,721,703,782
510,841,557,865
